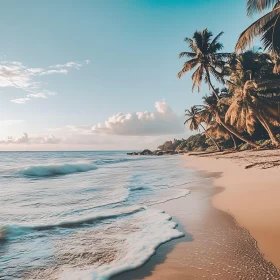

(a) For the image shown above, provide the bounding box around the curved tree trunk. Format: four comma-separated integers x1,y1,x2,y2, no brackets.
200,124,222,152
205,70,220,100
215,113,260,149
257,114,280,146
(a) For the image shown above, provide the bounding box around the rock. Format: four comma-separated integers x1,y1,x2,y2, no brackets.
140,149,153,155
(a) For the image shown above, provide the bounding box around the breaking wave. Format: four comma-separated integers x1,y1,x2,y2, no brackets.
1,207,145,239
15,157,150,178
18,163,98,177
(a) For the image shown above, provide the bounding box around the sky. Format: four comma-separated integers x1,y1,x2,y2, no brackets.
0,0,256,150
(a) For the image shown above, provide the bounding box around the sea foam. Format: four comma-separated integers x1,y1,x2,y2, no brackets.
59,208,184,280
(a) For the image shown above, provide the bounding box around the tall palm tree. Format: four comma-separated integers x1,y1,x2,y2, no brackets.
178,29,230,99
236,0,280,56
184,106,222,151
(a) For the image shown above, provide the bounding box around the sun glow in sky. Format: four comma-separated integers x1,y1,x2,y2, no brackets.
0,0,255,150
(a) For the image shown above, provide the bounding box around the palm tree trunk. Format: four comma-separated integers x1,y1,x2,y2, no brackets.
200,124,222,151
230,134,238,150
205,70,220,100
215,112,260,148
257,114,280,146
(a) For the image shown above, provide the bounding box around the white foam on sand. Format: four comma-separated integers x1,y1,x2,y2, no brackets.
58,208,184,280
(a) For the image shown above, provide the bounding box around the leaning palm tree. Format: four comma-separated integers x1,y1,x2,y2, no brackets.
184,106,222,151
226,80,280,146
196,97,260,148
205,121,231,143
178,29,230,99
236,0,280,56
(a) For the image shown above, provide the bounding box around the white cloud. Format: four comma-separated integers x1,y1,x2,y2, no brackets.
26,68,44,74
26,90,57,99
0,60,89,104
27,92,47,98
10,97,31,104
0,132,29,144
0,132,61,145
40,69,68,75
0,62,35,89
33,134,61,144
91,101,184,135
50,61,82,69
48,101,184,137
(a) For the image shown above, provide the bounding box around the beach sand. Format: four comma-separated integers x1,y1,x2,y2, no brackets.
185,149,280,270
112,157,280,279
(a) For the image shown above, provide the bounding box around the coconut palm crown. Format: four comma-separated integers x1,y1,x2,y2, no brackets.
178,29,231,99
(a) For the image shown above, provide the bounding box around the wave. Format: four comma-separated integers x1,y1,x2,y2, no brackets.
18,163,98,177
94,157,148,166
129,185,147,191
147,189,191,206
14,157,150,178
1,207,145,240
59,209,184,280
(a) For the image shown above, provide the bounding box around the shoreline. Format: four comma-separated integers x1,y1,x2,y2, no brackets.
185,149,280,271
112,164,280,279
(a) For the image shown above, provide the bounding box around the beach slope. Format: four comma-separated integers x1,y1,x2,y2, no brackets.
185,149,280,269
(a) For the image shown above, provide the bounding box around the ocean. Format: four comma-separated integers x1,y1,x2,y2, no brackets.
0,151,194,280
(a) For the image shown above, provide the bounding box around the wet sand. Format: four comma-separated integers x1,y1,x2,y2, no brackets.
112,171,280,279
186,149,280,269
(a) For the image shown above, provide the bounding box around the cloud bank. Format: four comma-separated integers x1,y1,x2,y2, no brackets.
82,100,184,136
0,101,186,150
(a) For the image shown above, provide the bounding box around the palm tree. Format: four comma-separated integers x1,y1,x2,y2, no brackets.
225,51,280,146
225,80,280,146
205,121,231,143
178,29,230,99
236,0,280,55
196,97,260,148
184,106,222,151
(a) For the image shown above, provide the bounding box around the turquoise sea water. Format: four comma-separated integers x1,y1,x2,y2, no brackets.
0,151,194,280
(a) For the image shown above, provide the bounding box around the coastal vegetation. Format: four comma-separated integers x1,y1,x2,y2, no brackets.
177,0,280,152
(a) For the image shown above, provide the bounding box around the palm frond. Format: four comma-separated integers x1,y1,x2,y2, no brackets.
179,52,196,58
193,31,204,51
206,122,230,140
261,12,280,53
191,65,204,92
235,6,280,52
184,38,199,53
209,31,224,52
178,58,199,79
247,0,279,16
209,66,225,83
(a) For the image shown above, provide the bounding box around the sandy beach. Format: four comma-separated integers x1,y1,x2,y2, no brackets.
113,153,280,279
185,149,280,270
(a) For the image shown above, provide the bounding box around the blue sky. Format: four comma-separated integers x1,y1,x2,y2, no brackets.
0,0,257,150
